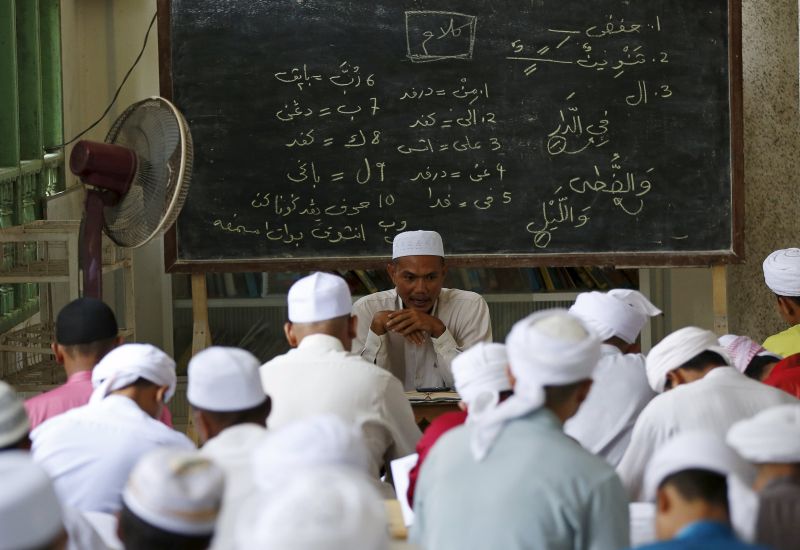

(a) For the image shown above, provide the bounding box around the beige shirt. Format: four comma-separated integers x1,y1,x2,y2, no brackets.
352,288,492,390
201,423,266,550
617,367,798,500
259,334,421,486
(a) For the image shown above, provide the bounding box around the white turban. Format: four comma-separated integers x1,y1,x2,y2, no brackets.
718,335,767,374
392,230,444,258
643,430,751,501
188,346,267,411
0,451,63,550
123,448,224,536
569,289,661,344
646,327,730,393
0,381,29,448
288,272,352,323
236,467,388,550
763,248,800,296
470,310,600,461
452,343,511,420
90,343,177,403
727,404,800,464
251,414,370,494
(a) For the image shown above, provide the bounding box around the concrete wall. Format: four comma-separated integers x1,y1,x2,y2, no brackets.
60,0,172,351
727,1,800,343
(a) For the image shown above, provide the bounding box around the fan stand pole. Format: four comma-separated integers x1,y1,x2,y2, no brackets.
191,273,212,355
82,190,106,299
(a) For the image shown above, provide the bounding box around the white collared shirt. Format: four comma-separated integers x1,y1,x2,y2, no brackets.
259,334,421,486
565,345,656,467
352,288,492,390
617,367,798,500
31,395,194,513
201,423,266,550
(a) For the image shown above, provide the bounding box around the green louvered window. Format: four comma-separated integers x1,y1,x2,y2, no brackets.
0,0,64,331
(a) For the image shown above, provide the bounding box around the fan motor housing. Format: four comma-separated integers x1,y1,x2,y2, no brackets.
70,140,137,197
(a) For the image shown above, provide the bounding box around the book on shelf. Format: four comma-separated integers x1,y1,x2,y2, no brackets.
353,269,379,294
525,267,546,292
540,268,556,291
571,267,596,289
493,268,529,293
223,273,238,297
585,267,610,290
244,273,259,297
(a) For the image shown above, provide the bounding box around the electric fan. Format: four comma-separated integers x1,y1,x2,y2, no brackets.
69,97,193,298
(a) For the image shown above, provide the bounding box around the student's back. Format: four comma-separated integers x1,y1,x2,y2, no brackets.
619,367,797,499
32,395,193,513
762,249,800,356
413,408,628,550
260,333,419,480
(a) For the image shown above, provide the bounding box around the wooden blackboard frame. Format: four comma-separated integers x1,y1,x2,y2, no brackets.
157,0,744,272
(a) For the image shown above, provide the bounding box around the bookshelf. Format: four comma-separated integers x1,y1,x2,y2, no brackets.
173,267,640,302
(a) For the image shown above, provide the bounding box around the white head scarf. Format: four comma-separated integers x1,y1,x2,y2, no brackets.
646,327,730,393
236,467,388,550
251,414,370,494
763,248,800,296
0,381,29,449
123,448,224,536
90,343,177,403
470,310,600,461
727,404,800,464
452,343,511,421
643,430,752,501
0,451,63,550
718,335,767,374
569,289,661,344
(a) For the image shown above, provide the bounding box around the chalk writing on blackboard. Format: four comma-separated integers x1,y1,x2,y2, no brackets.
405,11,478,63
167,0,736,263
507,16,666,79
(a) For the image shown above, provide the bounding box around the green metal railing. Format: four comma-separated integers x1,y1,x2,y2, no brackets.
0,0,63,331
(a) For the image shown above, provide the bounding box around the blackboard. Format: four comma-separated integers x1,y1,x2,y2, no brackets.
158,0,743,271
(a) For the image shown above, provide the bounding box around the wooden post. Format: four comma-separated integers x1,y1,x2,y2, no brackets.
191,273,211,355
712,265,728,335
187,273,211,444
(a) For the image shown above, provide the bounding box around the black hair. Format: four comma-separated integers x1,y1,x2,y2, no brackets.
0,432,30,452
118,504,213,550
658,469,729,512
776,294,800,308
544,380,588,408
679,351,728,371
194,397,271,432
605,335,632,348
744,355,779,381
61,335,118,360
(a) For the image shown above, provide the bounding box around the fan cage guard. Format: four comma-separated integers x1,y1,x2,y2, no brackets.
102,97,193,248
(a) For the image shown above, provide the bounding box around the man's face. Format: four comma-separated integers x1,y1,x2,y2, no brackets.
388,255,447,312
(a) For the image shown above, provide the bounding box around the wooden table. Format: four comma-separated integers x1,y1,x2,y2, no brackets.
406,391,460,430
